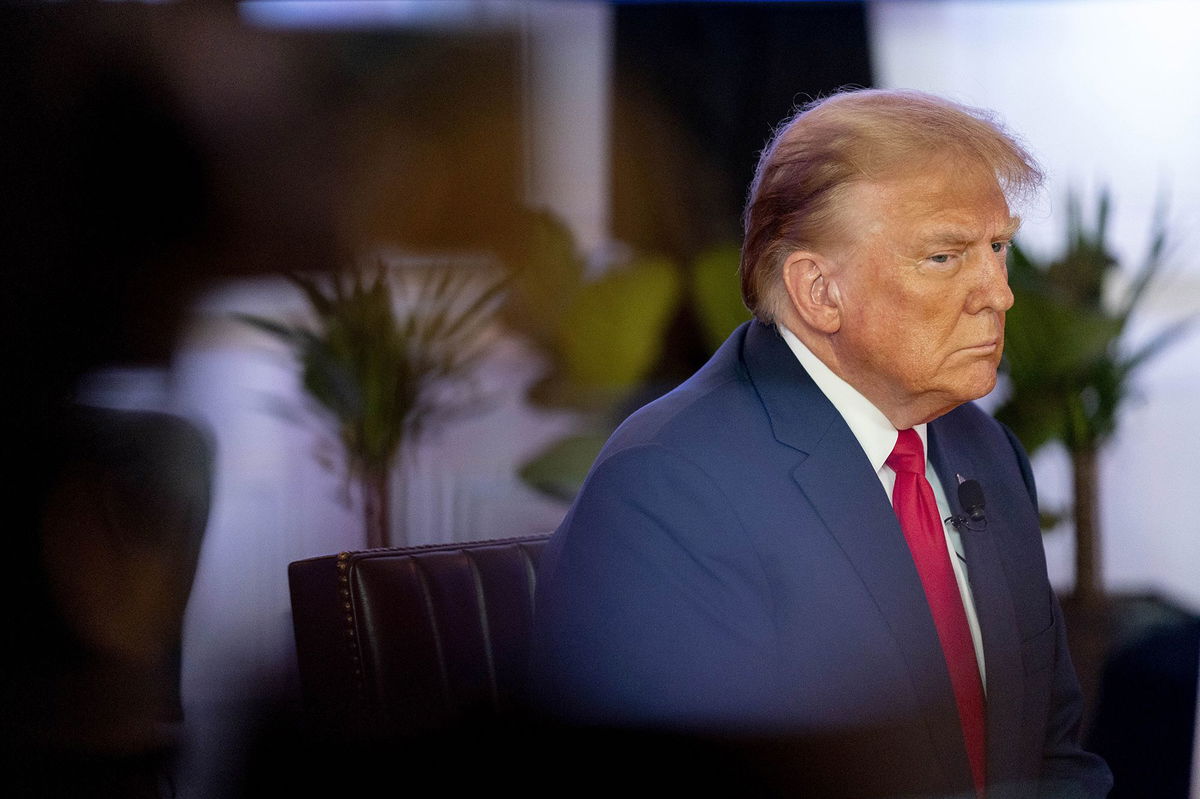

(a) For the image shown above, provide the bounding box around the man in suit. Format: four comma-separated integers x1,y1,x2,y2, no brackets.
527,89,1112,798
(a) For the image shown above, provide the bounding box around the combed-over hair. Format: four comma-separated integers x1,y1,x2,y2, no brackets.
739,89,1043,323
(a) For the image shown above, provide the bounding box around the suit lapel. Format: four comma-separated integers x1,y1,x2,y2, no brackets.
742,321,975,792
928,421,1024,790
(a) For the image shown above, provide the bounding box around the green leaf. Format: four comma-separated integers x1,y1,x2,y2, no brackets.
518,431,610,501
998,187,1192,458
558,254,682,405
503,209,585,352
286,272,335,317
1118,315,1199,378
691,243,751,352
233,313,302,343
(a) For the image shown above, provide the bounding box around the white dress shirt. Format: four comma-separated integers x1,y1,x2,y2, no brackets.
779,325,987,688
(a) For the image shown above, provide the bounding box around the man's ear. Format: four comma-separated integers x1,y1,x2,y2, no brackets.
781,251,841,333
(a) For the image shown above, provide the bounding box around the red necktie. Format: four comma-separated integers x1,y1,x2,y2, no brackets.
887,428,986,797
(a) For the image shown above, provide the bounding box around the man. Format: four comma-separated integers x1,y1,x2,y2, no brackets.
527,90,1113,798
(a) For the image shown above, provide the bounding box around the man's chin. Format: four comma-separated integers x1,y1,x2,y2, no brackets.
961,370,1000,404
939,365,1000,409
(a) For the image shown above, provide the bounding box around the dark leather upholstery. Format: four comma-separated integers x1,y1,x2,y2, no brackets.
288,534,549,739
281,532,862,798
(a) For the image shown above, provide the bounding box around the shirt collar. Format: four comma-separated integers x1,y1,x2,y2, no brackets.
777,324,928,471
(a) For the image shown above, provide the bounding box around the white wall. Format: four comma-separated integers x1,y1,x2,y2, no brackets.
870,0,1200,611
521,1,613,256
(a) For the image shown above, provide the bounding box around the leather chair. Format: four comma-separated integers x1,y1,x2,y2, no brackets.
281,533,799,798
287,533,550,740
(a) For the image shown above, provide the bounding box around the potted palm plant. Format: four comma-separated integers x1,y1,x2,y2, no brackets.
239,254,505,548
995,189,1194,609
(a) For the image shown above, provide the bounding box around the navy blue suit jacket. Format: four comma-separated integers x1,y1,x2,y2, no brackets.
529,321,1111,798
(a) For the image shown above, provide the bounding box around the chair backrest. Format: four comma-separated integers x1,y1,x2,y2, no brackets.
288,534,550,739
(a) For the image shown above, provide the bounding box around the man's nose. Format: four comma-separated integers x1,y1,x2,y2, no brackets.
970,251,1014,313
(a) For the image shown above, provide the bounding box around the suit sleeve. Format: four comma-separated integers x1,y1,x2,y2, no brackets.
1001,424,1113,798
528,442,779,732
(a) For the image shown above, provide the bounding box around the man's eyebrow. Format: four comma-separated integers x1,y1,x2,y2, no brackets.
916,226,978,248
918,216,1023,247
1000,216,1023,239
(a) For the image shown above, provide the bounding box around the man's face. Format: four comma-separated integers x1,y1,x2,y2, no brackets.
823,165,1019,425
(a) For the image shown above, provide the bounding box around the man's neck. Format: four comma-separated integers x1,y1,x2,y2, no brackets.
782,324,948,429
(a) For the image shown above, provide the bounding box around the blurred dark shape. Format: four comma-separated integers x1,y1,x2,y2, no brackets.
0,2,342,795
325,30,524,258
1086,609,1200,798
234,694,1035,799
20,405,213,798
233,708,780,799
1,1,345,382
0,0,537,792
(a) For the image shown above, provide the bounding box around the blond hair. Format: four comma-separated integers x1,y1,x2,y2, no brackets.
740,89,1043,322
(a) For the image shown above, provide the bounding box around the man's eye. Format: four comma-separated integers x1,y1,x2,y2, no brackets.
991,241,1011,254
929,254,952,264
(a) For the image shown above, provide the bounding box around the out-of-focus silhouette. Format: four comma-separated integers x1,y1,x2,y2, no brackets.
1087,610,1200,798
0,3,343,795
28,406,214,797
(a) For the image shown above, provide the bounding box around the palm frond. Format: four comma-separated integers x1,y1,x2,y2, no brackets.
235,254,504,483
1117,315,1198,379
1116,193,1172,326
286,272,334,317
233,313,303,343
999,187,1191,457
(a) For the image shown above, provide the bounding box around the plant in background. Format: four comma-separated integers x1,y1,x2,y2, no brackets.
510,212,684,500
995,189,1194,608
239,255,505,548
690,242,752,353
511,213,753,501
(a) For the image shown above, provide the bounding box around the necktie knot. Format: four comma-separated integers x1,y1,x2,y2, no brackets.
887,428,925,475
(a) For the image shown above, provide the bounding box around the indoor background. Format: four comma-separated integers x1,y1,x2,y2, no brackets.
4,2,1197,797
